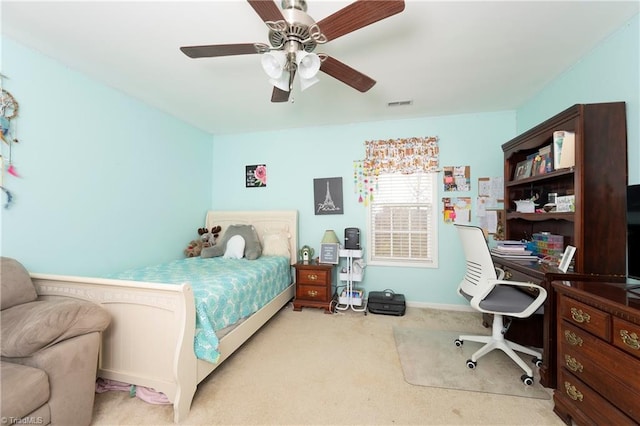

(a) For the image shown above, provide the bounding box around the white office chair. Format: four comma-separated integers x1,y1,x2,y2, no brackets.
453,224,547,385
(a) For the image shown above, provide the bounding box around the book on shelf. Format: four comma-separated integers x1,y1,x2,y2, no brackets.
490,250,539,260
492,246,530,253
553,130,575,169
497,240,527,246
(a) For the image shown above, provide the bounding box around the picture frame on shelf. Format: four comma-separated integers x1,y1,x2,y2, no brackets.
319,243,339,264
532,145,553,176
514,159,532,180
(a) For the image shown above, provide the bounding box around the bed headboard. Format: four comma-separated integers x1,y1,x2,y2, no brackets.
205,210,298,265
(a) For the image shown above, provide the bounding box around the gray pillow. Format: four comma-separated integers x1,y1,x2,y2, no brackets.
1,257,38,310
201,224,262,260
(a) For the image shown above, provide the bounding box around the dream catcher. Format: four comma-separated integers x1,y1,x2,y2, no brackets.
1,81,20,208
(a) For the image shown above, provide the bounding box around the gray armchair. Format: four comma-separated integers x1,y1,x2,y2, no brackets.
1,257,111,425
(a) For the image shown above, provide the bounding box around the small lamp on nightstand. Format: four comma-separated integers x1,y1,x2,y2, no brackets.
321,229,340,245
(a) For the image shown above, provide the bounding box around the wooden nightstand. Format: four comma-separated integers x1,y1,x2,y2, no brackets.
293,261,335,314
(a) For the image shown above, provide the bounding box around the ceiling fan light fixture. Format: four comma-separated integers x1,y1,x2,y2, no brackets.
296,51,320,79
269,70,291,92
299,75,319,91
261,51,287,79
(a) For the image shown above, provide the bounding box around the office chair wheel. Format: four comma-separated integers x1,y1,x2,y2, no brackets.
521,375,534,386
533,357,543,367
454,339,463,347
466,359,477,369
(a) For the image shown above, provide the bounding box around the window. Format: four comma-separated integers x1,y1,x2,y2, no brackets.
367,173,438,267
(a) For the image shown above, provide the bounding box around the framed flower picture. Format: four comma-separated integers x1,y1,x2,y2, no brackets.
246,164,267,187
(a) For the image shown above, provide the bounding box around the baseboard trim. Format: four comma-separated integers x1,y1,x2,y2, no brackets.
405,301,475,312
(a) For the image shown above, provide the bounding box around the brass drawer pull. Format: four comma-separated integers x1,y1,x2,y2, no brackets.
620,330,640,350
570,308,591,324
564,330,583,346
308,274,318,281
307,290,318,298
564,355,584,373
564,382,584,402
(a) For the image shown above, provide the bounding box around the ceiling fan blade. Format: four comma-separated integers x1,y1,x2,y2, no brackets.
271,69,295,103
271,87,290,103
316,0,405,42
247,0,285,24
180,43,267,58
320,56,376,92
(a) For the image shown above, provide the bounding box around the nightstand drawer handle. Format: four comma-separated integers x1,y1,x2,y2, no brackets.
564,382,584,402
308,274,318,281
307,290,318,298
620,330,640,350
570,308,591,323
564,330,583,346
564,355,583,372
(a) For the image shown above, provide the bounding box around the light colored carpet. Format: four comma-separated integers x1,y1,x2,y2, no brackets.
393,328,550,400
91,304,562,425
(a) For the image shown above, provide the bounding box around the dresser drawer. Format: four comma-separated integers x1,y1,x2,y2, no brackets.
556,369,636,426
613,317,640,360
296,284,329,301
559,296,610,340
560,322,640,422
297,269,330,285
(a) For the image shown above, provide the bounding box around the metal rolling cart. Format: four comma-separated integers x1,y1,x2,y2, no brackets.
335,249,366,313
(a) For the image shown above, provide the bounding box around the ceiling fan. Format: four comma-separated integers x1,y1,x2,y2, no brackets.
180,0,405,103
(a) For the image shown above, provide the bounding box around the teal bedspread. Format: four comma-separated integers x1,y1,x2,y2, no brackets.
105,256,291,363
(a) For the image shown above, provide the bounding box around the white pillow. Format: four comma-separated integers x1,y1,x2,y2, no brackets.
262,232,291,257
223,235,246,259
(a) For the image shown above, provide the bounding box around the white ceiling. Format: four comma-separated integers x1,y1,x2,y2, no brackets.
2,1,639,135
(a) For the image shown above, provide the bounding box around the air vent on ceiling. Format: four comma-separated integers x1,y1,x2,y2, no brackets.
387,100,413,107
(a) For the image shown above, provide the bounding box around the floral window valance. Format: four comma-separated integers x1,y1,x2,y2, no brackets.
364,136,439,175
355,136,439,205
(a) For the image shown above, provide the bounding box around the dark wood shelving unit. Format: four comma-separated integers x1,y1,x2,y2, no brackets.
493,102,628,389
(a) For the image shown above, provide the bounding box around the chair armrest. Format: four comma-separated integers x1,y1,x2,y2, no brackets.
1,298,110,358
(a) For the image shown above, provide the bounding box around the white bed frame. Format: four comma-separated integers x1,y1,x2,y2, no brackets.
30,210,298,423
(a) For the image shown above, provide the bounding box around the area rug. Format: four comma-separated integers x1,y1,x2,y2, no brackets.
393,327,550,400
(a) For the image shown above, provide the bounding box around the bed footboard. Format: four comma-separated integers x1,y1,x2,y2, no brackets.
31,274,198,423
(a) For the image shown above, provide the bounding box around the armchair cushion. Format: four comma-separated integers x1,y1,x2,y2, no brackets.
0,361,50,419
1,298,111,357
1,257,37,310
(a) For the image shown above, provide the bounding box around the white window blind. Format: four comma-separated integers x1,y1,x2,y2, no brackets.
367,172,438,267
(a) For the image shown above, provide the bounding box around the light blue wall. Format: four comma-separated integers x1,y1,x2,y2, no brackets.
212,112,515,306
517,14,639,184
211,13,640,306
2,13,637,305
0,38,214,275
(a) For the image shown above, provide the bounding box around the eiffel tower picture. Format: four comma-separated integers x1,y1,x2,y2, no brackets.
314,177,343,215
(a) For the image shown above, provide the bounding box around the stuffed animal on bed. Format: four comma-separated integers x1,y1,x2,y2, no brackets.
184,226,222,257
198,226,221,248
201,224,262,260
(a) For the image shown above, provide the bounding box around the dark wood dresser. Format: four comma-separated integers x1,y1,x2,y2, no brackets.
552,279,640,425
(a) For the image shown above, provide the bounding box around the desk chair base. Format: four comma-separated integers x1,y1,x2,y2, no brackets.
455,315,542,385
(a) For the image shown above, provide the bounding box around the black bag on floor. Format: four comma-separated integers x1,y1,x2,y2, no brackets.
368,289,406,316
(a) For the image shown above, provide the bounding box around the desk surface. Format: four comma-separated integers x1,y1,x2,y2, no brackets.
552,279,640,314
